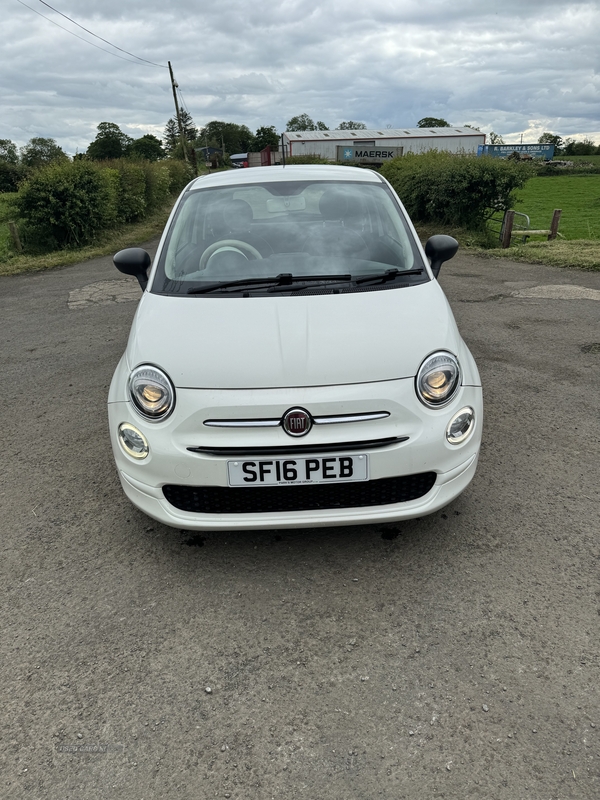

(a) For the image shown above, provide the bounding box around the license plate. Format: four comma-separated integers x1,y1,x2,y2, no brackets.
227,455,369,486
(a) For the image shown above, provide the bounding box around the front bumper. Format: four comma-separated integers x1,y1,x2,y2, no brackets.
108,378,483,531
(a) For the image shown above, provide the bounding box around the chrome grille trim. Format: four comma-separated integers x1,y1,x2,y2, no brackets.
313,412,390,425
203,411,390,428
204,419,279,428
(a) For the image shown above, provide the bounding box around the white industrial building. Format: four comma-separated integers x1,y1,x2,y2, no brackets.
282,127,486,164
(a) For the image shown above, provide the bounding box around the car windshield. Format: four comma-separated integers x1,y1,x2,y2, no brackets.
152,179,428,295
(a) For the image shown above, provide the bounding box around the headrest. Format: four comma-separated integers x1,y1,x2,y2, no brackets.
318,190,349,221
221,199,254,231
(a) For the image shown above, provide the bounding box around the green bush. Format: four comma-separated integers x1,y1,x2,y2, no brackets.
163,159,195,194
0,192,19,258
534,161,600,177
286,154,330,165
139,162,171,212
380,151,532,230
14,157,194,252
0,162,25,193
16,161,117,248
111,160,147,222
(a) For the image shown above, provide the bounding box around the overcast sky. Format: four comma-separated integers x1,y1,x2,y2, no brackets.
3,0,600,154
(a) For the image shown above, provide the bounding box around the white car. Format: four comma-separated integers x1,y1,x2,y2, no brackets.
109,165,482,531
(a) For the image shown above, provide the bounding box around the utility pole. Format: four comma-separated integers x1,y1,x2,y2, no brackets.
168,61,189,163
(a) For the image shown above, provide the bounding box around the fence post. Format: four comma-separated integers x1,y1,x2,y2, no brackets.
548,209,562,240
8,222,22,252
501,210,515,249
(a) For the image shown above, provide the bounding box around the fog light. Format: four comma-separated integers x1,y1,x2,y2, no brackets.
118,422,149,459
446,407,475,445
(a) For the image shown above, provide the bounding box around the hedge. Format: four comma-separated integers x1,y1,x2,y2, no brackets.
380,151,533,230
15,158,194,249
285,154,330,165
16,161,118,248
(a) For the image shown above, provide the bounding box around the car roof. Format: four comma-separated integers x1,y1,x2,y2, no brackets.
187,164,383,191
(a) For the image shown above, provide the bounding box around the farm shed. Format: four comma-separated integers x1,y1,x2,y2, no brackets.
282,127,486,164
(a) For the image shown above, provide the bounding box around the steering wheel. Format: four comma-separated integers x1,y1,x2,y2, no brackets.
199,239,262,271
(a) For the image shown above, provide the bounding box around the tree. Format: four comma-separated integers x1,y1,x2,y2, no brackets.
463,124,481,131
538,132,563,149
128,134,165,161
489,132,504,144
163,118,179,153
285,114,331,131
0,164,23,192
253,125,279,151
0,140,23,191
417,117,451,128
0,139,19,164
336,121,367,130
563,137,596,156
20,137,68,169
86,122,133,160
199,121,254,155
287,113,315,131
163,109,198,153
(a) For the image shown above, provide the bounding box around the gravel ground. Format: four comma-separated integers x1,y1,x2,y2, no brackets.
1,244,599,799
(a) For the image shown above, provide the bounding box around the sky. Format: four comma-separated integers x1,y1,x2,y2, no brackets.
2,0,600,155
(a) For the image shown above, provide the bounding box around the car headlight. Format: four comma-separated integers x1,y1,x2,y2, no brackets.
128,365,175,420
416,351,460,407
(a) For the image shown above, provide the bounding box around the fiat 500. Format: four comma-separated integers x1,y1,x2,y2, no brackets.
109,164,482,530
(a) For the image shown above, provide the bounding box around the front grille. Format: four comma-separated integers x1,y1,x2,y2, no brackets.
162,472,437,514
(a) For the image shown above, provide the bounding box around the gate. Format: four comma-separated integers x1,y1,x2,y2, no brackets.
260,146,271,166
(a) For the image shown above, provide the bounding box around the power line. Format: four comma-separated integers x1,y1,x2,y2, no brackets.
177,85,191,116
38,0,167,68
15,0,167,68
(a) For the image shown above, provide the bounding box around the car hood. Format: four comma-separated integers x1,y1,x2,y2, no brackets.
126,282,461,389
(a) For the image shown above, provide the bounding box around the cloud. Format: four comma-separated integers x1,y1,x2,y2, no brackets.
2,0,600,153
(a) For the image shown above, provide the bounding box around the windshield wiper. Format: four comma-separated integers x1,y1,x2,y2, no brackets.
187,269,423,295
269,269,424,294
188,274,288,294
353,267,424,286
188,273,351,295
267,274,352,293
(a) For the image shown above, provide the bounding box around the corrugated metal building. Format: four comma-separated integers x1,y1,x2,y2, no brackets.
282,127,486,163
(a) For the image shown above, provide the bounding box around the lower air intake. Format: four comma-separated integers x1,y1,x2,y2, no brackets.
162,473,437,514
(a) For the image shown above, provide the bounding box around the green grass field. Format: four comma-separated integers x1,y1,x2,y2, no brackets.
512,175,600,239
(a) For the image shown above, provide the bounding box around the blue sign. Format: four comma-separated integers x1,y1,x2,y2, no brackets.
477,144,555,160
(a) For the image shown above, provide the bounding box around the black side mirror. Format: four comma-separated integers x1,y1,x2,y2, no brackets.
113,248,152,290
425,235,459,278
